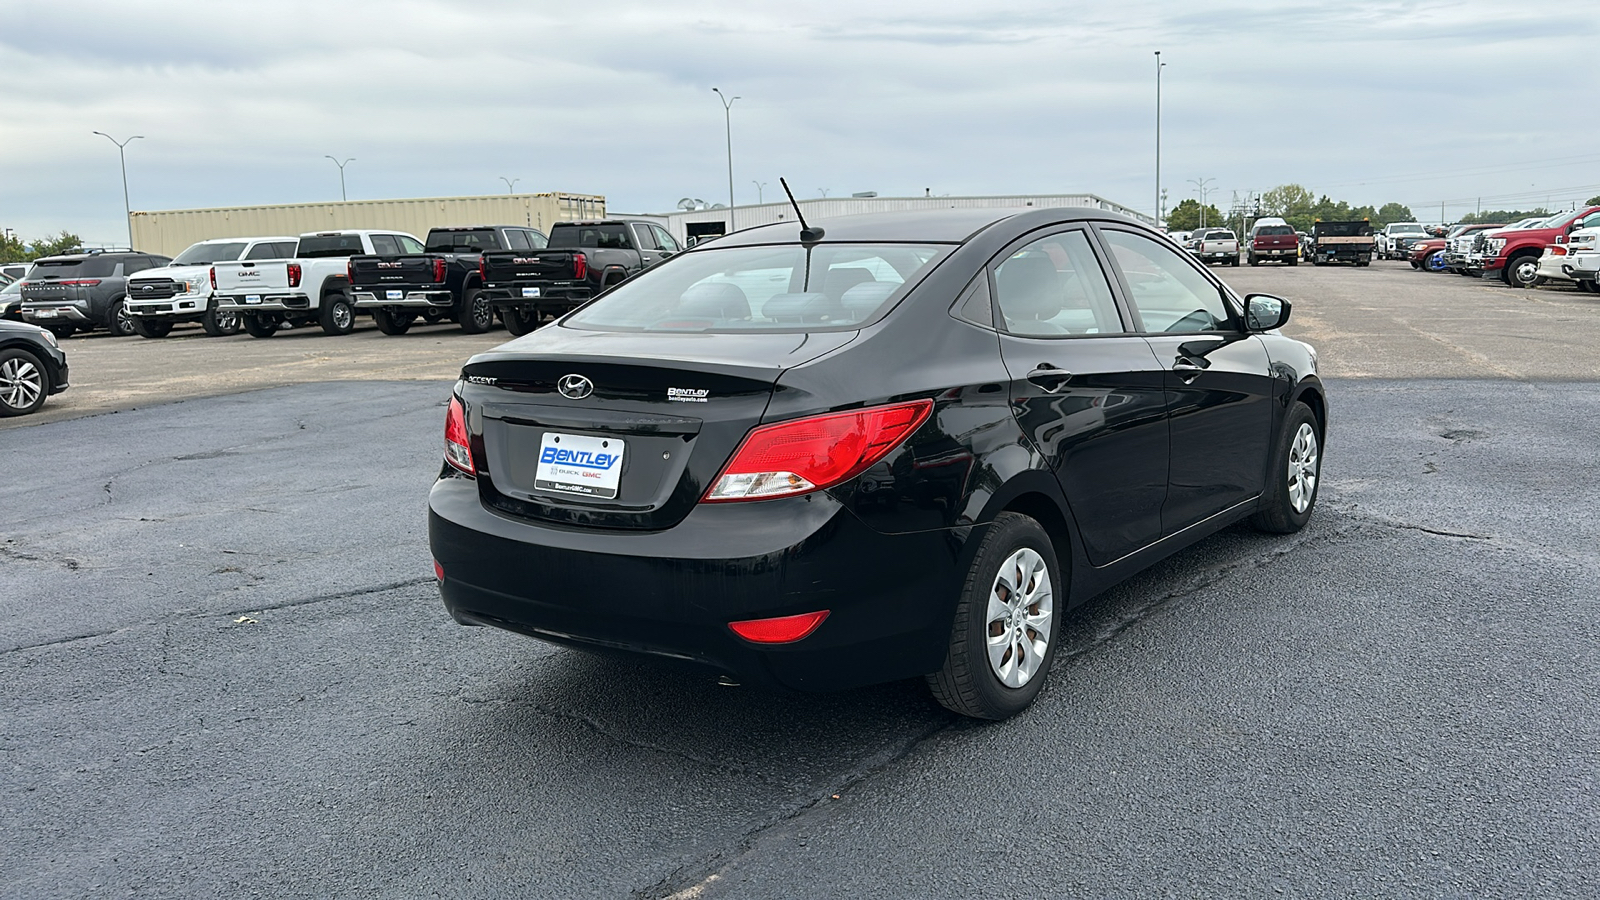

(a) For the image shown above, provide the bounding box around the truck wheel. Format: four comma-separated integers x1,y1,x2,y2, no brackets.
1248,254,1260,267
1285,256,1298,267
202,303,241,336
106,298,137,337
1504,254,1541,289
242,315,279,338
373,308,414,335
319,293,356,335
130,316,173,339
503,307,538,337
458,288,493,334
1229,255,1239,267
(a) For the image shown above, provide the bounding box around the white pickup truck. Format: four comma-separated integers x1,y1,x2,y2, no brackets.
1190,228,1240,266
213,229,423,338
125,236,297,339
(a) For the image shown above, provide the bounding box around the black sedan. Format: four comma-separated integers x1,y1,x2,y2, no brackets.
0,319,70,417
429,208,1325,720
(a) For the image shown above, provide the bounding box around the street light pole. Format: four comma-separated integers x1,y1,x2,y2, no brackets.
1188,176,1215,227
92,131,143,248
1154,51,1165,229
752,180,767,204
325,156,355,202
500,176,520,195
712,88,740,232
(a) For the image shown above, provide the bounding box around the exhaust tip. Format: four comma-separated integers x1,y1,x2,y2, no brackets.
715,675,741,688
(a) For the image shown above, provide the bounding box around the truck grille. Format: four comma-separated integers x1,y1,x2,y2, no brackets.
130,279,181,300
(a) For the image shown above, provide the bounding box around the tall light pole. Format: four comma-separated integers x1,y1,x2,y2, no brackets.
752,180,767,204
1189,176,1215,227
500,176,520,194
1154,51,1165,228
93,131,143,248
325,156,354,202
712,87,739,232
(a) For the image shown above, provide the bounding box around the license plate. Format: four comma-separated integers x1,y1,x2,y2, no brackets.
245,295,261,304
386,290,403,300
521,287,541,298
35,309,58,318
535,432,625,499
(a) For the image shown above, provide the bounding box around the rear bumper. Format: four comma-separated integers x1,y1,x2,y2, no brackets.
21,305,93,325
427,474,970,691
218,293,314,312
352,288,453,309
483,283,593,306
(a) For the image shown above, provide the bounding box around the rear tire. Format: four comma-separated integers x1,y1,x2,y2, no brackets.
926,512,1062,721
202,302,241,336
130,316,173,339
372,308,414,335
1249,254,1260,267
241,315,279,338
1250,402,1321,534
106,298,136,337
458,287,494,334
502,306,538,337
1285,256,1298,267
1229,255,1240,266
319,293,356,335
0,347,50,417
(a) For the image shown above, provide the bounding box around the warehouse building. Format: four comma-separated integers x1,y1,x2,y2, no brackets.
129,192,606,257
655,193,1151,245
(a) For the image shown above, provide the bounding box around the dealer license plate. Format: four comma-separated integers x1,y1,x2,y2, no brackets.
535,432,625,499
245,295,261,304
35,309,58,318
386,290,403,300
521,287,541,298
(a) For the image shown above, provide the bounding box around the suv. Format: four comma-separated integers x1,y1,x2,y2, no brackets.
125,236,298,338
20,249,173,338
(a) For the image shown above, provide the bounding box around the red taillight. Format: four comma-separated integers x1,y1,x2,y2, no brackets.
58,279,102,286
288,263,303,288
479,256,489,283
433,559,445,581
434,258,447,283
703,399,933,502
728,610,830,644
445,396,474,475
209,266,217,290
572,252,587,281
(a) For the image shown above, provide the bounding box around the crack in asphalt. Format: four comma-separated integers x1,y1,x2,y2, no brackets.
635,715,958,900
0,577,435,655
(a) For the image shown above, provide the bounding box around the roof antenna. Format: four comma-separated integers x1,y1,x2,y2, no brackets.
780,177,824,242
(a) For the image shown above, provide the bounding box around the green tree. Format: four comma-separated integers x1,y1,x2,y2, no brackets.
27,231,84,260
1457,209,1549,225
1374,203,1414,228
1261,184,1316,231
1586,195,1600,206
0,232,24,264
1166,199,1226,232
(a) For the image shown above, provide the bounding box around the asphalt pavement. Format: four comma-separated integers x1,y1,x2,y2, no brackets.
2,262,1598,898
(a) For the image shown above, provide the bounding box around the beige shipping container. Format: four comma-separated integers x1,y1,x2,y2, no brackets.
129,192,607,257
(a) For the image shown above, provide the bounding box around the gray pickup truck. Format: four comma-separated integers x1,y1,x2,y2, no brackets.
479,218,681,335
347,225,548,334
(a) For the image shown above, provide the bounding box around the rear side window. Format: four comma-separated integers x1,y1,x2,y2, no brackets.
297,235,367,258
564,243,950,333
548,223,631,250
993,230,1123,336
124,257,155,274
35,258,116,277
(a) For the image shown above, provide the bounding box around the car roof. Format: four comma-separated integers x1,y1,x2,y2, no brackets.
32,250,148,262
708,208,1051,246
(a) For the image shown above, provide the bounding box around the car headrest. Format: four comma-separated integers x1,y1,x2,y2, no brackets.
822,266,875,301
676,281,750,320
762,292,834,322
996,255,1062,320
839,281,897,315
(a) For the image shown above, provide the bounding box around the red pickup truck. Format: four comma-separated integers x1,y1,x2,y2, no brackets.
1482,206,1600,287
1248,219,1299,266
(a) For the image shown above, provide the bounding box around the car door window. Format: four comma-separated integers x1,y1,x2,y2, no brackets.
396,235,425,254
992,230,1124,337
506,230,531,251
652,226,680,252
633,224,659,251
247,242,282,260
527,230,548,249
370,234,401,256
1100,229,1234,334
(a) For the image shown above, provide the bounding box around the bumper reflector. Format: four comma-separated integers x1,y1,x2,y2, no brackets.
433,559,444,581
728,610,830,644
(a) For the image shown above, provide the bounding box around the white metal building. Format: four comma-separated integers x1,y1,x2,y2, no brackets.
652,193,1151,244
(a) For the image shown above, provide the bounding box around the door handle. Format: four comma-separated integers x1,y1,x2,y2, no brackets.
1026,363,1073,393
1172,360,1207,380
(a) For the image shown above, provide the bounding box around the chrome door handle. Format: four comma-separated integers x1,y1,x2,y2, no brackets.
1172,360,1207,380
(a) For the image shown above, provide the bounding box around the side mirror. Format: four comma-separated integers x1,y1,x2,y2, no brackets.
684,237,698,248
1244,293,1292,331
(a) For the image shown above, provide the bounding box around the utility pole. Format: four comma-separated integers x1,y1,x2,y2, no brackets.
325,156,354,202
712,88,740,232
1154,51,1165,227
93,131,143,248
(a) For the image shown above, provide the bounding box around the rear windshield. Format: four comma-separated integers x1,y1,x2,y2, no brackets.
1255,226,1294,236
425,229,504,252
34,257,116,277
1388,224,1425,235
1202,230,1235,240
172,242,248,265
563,243,951,333
548,223,630,250
296,235,367,258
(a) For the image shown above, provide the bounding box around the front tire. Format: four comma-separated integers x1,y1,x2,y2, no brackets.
927,512,1062,720
1504,255,1541,289
319,293,356,335
1250,401,1322,534
130,316,173,338
0,347,50,417
241,314,279,338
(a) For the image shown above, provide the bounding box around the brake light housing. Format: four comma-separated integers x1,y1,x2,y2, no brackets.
478,256,488,283
58,279,102,286
704,399,933,502
445,396,474,475
288,263,303,288
209,266,217,290
433,258,447,283
572,252,587,281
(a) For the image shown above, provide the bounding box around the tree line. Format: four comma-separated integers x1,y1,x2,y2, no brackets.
1,231,85,265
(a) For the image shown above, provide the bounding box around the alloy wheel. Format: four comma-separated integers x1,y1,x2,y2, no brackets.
333,303,353,330
1287,422,1319,514
114,303,135,335
1,356,43,410
473,296,492,329
985,547,1053,688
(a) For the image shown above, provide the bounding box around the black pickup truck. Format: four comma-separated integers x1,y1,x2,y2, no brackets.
1307,221,1375,267
348,225,548,334
479,218,681,335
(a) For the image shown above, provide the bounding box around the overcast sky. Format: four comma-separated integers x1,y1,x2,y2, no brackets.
2,0,1596,245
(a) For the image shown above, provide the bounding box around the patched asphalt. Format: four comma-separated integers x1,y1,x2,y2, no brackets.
3,373,1596,898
